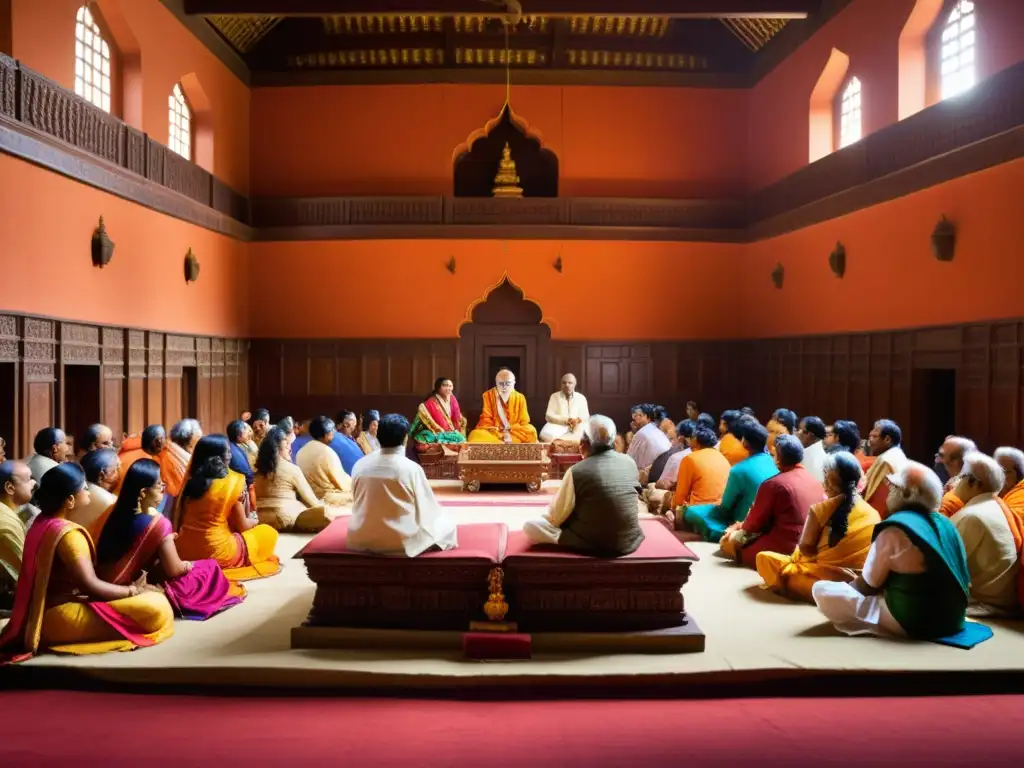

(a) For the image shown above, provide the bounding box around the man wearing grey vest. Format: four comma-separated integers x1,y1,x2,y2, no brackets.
523,415,645,556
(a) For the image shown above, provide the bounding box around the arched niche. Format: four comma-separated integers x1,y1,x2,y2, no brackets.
453,105,559,197
808,47,850,163
179,72,214,174
458,277,551,426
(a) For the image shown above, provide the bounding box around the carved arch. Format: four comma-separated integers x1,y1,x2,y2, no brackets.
453,104,559,197
809,47,851,163
459,275,549,331
178,73,214,173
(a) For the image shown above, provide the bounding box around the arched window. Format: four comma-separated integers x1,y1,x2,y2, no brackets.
838,77,862,149
168,84,192,161
74,5,111,112
940,0,976,99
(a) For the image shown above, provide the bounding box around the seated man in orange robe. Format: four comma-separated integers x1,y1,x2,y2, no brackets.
996,447,1024,526
118,424,188,502
466,368,538,444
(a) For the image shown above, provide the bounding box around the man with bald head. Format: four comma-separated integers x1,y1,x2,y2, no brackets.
0,460,35,603
539,373,590,444
812,461,991,646
936,436,977,517
523,415,644,556
467,368,538,444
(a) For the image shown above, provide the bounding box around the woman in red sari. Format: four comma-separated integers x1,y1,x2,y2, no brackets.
410,378,467,444
0,463,173,663
96,459,246,620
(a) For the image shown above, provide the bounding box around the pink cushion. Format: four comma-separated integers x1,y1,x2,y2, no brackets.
504,519,698,561
297,517,506,562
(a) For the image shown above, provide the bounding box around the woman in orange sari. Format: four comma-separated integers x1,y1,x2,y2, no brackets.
173,435,280,581
97,459,246,619
0,463,174,663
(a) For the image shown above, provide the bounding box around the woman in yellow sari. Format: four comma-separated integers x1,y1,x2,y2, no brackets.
756,451,881,602
0,463,173,663
173,435,281,581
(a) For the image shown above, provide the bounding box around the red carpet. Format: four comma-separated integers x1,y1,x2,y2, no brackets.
2,691,1023,765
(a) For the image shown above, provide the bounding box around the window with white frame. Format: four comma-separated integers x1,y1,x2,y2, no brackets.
169,84,192,161
838,76,862,149
74,5,111,112
940,0,976,99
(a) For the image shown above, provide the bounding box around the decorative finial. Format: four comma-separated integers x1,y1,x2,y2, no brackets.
492,142,524,199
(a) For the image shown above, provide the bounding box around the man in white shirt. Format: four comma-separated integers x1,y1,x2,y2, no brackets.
75,448,121,541
863,419,908,515
950,451,1020,615
796,416,828,484
539,373,590,444
347,413,458,557
626,404,671,471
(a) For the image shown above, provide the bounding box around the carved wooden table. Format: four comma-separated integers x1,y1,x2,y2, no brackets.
458,443,551,492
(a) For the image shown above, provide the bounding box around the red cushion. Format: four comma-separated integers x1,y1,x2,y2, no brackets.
503,519,698,561
297,517,507,562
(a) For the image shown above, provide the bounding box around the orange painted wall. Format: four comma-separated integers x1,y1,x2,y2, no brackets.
247,239,745,340
748,0,1024,191
248,84,748,199
11,0,250,192
742,157,1024,337
0,153,249,337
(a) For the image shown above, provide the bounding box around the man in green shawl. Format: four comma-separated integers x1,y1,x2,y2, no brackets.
812,461,993,649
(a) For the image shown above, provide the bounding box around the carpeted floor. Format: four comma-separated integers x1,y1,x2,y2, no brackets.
4,480,1024,694
2,690,1023,765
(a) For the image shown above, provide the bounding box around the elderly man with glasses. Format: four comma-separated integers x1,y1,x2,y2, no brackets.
466,368,538,444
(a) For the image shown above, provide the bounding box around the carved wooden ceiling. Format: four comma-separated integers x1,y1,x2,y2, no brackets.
184,1,823,85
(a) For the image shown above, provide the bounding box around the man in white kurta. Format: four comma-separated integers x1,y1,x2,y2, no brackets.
949,452,1020,615
539,373,590,443
796,416,828,484
626,404,671,471
347,414,458,557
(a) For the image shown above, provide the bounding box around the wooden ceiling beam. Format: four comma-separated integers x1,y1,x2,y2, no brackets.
182,1,820,19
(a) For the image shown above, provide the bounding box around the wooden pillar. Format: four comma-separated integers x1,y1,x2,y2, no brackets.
211,338,226,432
101,327,124,439
164,335,191,428
224,339,239,424
147,332,166,429
125,330,147,437
196,337,212,430
238,341,250,415
20,318,56,458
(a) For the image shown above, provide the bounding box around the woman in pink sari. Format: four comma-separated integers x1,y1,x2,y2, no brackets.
96,459,246,620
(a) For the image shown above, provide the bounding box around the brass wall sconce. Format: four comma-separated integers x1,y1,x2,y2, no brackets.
91,216,114,268
446,257,456,274
932,216,957,262
184,248,200,283
771,262,785,289
829,241,846,279
553,255,563,273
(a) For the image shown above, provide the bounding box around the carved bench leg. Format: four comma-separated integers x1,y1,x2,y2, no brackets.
465,479,481,493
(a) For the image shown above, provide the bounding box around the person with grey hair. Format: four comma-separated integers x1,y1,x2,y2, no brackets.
169,419,203,454
995,446,1024,503
812,461,993,647
720,434,825,568
539,373,590,444
522,415,645,556
950,452,1020,615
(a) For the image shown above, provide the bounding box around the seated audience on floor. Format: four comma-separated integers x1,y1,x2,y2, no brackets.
169,418,203,456
76,423,115,459
96,459,245,620
0,463,174,663
0,461,34,606
328,411,366,475
356,410,382,455
685,401,700,421
540,373,590,445
27,427,70,483
682,419,777,543
696,412,718,436
227,420,257,515
996,447,1024,525
291,419,312,458
467,369,538,444
626,403,671,471
716,410,749,466
614,433,627,453
74,449,120,540
813,462,991,646
523,415,645,557
767,408,797,456
348,413,458,557
249,409,271,451
757,451,880,602
409,377,467,452
935,436,977,517
276,416,296,447
662,423,730,523
295,416,354,508
863,419,907,516
721,435,825,568
254,427,335,532
651,419,694,490
949,452,1021,616
796,416,828,484
173,435,280,581
657,407,677,441
118,425,188,503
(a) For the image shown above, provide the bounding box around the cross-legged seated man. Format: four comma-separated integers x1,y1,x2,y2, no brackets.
996,447,1024,525
347,414,458,557
539,373,590,445
862,419,908,517
813,462,990,645
467,369,538,444
661,423,730,526
523,415,645,557
296,416,354,511
720,435,825,567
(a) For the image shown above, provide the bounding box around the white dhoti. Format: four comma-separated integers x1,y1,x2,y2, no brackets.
523,518,562,545
539,422,584,443
539,391,590,444
811,581,906,638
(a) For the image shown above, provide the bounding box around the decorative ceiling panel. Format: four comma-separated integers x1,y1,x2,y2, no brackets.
567,50,707,70
207,15,281,53
720,18,788,51
453,15,549,33
289,48,445,68
455,48,547,66
568,16,670,37
322,15,444,35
